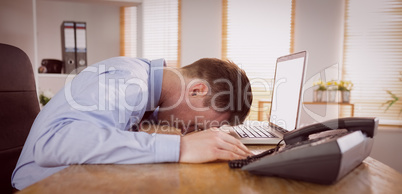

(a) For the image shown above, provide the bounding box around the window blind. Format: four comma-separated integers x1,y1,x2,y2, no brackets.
222,0,294,121
143,0,180,67
342,0,402,126
121,0,180,67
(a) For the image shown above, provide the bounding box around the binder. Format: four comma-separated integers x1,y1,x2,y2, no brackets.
61,21,77,74
75,22,87,73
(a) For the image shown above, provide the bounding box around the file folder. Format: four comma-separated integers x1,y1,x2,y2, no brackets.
75,22,87,73
61,21,76,74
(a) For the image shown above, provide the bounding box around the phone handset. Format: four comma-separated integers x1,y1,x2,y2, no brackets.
283,117,378,145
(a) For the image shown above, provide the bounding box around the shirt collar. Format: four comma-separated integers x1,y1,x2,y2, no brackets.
146,58,166,111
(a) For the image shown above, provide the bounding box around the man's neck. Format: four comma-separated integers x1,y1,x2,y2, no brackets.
159,68,185,107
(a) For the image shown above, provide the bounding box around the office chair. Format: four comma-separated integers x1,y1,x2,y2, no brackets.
0,43,40,193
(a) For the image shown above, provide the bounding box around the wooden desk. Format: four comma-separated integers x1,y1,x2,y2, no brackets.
17,156,402,194
18,126,402,194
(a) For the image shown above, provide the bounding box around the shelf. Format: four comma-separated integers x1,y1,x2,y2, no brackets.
257,100,355,121
37,73,76,94
303,102,353,105
38,73,76,78
39,0,142,6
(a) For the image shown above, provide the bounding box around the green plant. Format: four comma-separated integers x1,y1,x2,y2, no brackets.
338,80,353,91
383,72,402,114
39,90,53,106
313,80,327,91
383,91,400,113
326,80,339,90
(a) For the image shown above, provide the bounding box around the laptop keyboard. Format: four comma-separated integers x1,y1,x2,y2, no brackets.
234,125,277,138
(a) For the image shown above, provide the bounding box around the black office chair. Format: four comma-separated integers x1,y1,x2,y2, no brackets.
0,43,40,193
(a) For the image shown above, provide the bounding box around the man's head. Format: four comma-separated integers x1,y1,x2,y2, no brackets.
181,58,252,124
158,58,252,132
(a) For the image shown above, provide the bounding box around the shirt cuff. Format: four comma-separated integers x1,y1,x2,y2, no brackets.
154,134,181,163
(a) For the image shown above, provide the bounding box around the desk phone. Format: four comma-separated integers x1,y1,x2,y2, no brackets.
229,117,379,185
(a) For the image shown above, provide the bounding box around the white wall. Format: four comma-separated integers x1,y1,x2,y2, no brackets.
181,0,222,66
294,0,345,80
370,127,402,173
294,0,345,127
0,0,35,63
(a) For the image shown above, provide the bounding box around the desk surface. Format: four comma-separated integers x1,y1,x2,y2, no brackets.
18,127,402,194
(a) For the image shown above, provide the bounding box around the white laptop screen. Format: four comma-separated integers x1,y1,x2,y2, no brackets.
269,54,305,132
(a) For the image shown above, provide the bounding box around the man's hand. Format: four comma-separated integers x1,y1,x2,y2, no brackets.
179,128,253,163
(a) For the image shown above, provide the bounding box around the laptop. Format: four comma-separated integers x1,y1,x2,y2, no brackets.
223,51,308,144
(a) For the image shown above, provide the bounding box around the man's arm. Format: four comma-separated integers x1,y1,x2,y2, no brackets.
32,58,180,166
33,120,180,166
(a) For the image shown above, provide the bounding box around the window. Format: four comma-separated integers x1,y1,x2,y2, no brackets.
121,0,181,67
342,0,402,126
222,0,294,120
121,6,137,57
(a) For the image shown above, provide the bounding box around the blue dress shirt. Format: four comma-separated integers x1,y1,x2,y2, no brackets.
12,57,181,190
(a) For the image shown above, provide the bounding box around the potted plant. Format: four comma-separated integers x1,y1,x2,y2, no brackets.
313,80,327,102
383,72,401,114
338,80,353,103
39,90,54,107
326,80,338,102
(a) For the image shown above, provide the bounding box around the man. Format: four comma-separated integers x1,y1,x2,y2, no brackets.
12,57,253,190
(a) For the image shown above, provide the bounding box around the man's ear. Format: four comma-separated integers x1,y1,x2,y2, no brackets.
188,82,209,97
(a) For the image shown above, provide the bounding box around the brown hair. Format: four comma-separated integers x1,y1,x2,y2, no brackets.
181,58,253,125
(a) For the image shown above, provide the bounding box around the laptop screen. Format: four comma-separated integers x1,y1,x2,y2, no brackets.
269,52,306,132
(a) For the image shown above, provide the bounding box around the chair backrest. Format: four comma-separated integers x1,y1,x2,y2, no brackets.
0,43,39,193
